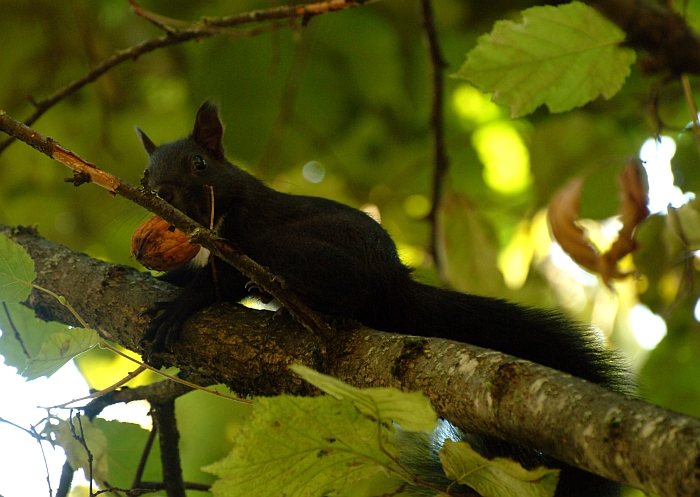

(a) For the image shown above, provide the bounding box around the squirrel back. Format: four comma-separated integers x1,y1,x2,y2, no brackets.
137,101,633,497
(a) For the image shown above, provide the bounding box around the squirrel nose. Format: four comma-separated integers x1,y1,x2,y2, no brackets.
155,184,176,204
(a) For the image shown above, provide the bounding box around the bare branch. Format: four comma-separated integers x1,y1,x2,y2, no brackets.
68,413,95,496
0,0,367,156
56,460,74,497
131,426,157,490
420,0,450,271
151,399,186,497
82,379,196,420
202,0,368,29
0,417,54,495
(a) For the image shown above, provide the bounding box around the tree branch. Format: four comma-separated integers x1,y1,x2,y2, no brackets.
420,0,450,270
0,111,334,344
0,0,367,156
2,224,699,496
151,399,186,497
56,460,74,497
586,0,700,75
132,425,157,490
83,379,196,420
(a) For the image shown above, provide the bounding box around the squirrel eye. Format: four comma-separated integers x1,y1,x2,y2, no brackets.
192,155,207,171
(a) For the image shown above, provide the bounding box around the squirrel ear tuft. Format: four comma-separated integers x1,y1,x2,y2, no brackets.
192,101,225,160
135,127,158,156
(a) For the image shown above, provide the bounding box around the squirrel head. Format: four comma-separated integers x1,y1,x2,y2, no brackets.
136,101,234,227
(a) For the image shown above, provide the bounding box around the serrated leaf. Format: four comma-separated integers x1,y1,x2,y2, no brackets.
291,364,437,432
0,303,67,373
454,2,636,118
203,395,397,497
440,439,559,497
23,327,100,379
0,234,37,303
49,418,109,486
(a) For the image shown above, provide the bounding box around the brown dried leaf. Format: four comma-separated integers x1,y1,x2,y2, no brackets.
548,177,600,273
548,159,649,288
599,159,650,285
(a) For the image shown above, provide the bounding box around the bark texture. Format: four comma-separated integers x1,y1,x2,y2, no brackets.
2,223,699,496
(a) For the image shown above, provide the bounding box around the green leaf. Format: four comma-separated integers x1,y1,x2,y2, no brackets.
48,419,163,489
49,418,109,486
94,419,162,487
291,364,438,433
0,303,99,379
454,2,636,118
23,327,100,380
0,234,37,303
440,439,560,497
203,395,398,497
0,303,66,373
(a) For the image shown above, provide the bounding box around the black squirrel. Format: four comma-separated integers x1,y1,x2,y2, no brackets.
137,101,633,497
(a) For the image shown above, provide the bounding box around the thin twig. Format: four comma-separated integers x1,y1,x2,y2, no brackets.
681,74,700,152
0,0,367,156
206,185,221,300
203,0,367,29
69,412,94,496
132,426,157,489
83,341,251,405
0,110,333,345
419,0,450,270
99,482,211,494
0,418,54,495
52,366,147,409
2,302,30,358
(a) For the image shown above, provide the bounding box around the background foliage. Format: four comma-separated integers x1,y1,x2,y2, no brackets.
1,0,700,494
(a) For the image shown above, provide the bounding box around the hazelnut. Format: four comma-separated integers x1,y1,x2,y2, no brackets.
131,216,200,271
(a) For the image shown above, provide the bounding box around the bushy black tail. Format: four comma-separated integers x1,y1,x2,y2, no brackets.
379,280,633,394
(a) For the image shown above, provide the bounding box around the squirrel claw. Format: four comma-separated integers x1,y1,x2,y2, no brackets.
245,280,275,304
271,306,288,319
140,300,184,359
141,301,169,319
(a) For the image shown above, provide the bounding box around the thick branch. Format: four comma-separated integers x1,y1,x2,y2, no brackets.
3,224,699,496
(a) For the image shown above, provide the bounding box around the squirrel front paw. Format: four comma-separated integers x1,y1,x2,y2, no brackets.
140,301,186,358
